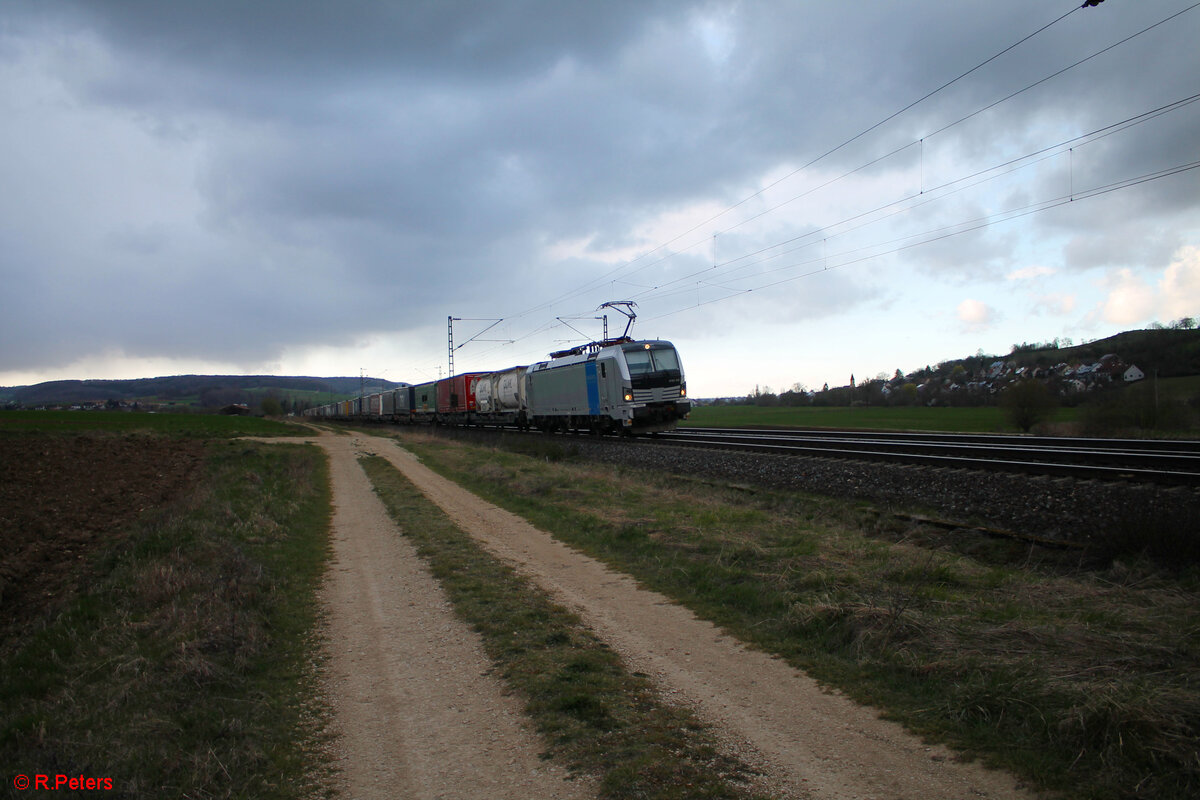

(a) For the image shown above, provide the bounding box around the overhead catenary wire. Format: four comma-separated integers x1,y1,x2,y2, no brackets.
451,3,1199,371
639,158,1200,324
629,92,1200,304
920,1,1200,143
498,1,1091,327
463,140,1198,366
544,90,1200,331
606,3,1200,303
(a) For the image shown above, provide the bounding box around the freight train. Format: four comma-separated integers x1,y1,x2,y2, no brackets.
303,337,690,434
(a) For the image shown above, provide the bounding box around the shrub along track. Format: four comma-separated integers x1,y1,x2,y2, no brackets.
287,429,1033,800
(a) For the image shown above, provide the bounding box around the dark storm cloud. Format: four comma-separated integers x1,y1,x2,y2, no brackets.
1,1,1197,377
20,1,661,89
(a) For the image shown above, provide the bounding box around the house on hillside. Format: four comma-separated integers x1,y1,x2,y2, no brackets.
1123,365,1145,382
1095,354,1126,381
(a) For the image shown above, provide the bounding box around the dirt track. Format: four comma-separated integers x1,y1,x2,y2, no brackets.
307,431,591,799
294,430,1036,799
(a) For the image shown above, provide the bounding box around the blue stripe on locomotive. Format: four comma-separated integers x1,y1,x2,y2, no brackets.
584,361,600,415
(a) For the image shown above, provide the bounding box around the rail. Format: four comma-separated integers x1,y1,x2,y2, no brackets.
651,427,1200,485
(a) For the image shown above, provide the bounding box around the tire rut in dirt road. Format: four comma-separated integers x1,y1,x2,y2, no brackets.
280,433,592,799
362,435,1037,800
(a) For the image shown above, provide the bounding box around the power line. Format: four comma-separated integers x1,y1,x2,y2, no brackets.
498,2,1088,328
627,92,1200,304
460,4,1198,367
609,3,1200,300
921,2,1200,142
640,158,1200,324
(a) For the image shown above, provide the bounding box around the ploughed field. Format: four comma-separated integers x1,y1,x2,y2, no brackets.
0,418,331,799
0,434,204,640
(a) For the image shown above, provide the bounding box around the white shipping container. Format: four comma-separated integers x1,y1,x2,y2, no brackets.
475,377,494,413
494,366,527,411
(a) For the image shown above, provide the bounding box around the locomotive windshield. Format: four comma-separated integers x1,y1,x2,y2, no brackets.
622,343,682,388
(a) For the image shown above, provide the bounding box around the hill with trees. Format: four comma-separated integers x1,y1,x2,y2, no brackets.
5,322,1197,424
732,320,1200,411
0,375,404,414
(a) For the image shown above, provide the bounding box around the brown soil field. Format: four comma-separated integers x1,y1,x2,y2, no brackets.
0,434,204,644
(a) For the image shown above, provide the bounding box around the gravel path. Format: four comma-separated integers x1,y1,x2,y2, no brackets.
251,429,1046,798
290,432,592,799
358,433,1036,800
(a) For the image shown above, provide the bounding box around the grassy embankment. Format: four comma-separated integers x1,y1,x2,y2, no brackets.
389,429,1199,800
360,453,770,800
0,413,334,799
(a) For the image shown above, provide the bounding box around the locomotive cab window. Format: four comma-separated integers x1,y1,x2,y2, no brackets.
622,344,682,388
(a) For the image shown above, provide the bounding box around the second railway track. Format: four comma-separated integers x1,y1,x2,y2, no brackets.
653,427,1200,485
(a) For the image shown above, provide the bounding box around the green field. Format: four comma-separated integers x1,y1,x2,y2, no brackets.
686,375,1200,435
0,409,296,436
683,404,1077,432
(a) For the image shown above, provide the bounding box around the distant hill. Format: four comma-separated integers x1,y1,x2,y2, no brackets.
1,375,405,409
1002,328,1200,377
870,327,1200,386
717,324,1200,408
5,326,1196,410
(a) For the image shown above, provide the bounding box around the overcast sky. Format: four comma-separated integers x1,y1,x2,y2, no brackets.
2,1,1197,397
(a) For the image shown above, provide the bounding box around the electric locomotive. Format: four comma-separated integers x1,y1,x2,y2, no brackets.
527,338,688,433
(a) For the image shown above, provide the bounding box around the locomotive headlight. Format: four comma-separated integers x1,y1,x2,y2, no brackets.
679,385,687,398
623,390,634,402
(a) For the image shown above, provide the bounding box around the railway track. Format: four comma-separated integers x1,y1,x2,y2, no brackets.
383,422,1200,548
654,427,1200,485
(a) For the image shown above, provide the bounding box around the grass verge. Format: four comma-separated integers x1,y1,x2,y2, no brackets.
391,430,1200,800
0,410,298,437
0,439,334,799
358,453,771,800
